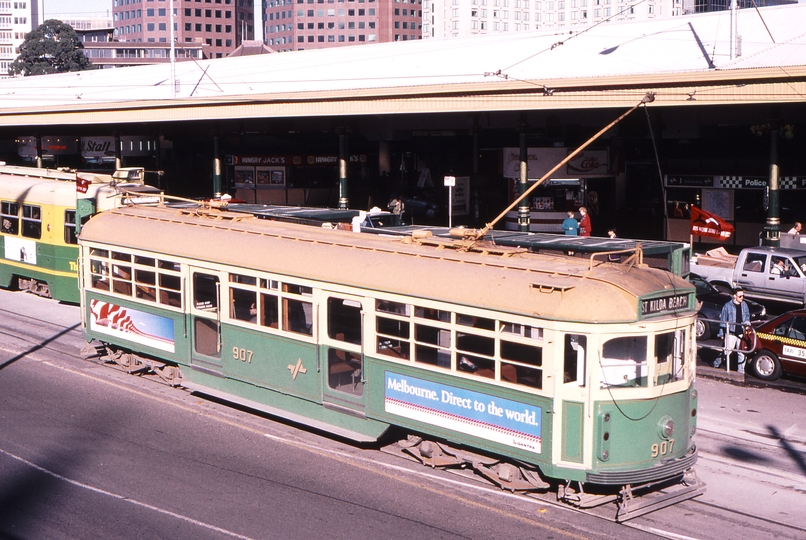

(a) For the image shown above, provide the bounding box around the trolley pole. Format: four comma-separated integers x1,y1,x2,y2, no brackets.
338,129,349,209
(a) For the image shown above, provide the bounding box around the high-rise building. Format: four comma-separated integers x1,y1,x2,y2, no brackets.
263,0,422,52
113,0,255,59
0,0,33,77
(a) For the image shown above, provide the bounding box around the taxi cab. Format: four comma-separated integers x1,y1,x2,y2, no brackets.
751,309,806,380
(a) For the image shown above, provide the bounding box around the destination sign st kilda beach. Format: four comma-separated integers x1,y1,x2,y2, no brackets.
641,294,690,317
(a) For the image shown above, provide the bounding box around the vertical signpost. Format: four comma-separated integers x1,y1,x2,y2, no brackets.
444,175,456,228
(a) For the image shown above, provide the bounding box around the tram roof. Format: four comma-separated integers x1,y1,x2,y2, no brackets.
80,205,695,323
0,5,805,126
363,226,689,258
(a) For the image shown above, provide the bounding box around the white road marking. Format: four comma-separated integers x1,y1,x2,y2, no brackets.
0,447,255,540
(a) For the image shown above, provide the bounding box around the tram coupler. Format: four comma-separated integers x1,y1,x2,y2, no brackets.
616,470,706,522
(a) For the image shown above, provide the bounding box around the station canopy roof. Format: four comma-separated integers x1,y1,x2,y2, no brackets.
1,4,805,126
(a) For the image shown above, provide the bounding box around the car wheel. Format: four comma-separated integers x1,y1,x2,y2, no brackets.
695,315,711,340
751,349,783,381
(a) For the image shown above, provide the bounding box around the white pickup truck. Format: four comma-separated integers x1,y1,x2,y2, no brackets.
690,246,806,306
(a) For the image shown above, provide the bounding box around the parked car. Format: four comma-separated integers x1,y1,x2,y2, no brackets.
690,273,766,340
749,310,806,380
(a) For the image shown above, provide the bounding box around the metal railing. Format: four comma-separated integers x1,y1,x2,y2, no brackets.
696,317,758,374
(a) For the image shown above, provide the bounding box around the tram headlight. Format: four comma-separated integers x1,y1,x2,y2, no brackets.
658,416,675,439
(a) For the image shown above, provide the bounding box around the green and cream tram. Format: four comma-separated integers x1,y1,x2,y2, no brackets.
0,165,150,303
78,204,702,520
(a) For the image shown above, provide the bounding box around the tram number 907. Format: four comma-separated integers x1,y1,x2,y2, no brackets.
651,439,675,458
233,347,253,363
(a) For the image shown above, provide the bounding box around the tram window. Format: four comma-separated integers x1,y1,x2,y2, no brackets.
563,334,586,385
328,297,362,344
458,354,495,379
414,324,450,368
457,314,496,331
415,344,451,368
501,322,543,340
283,298,313,335
135,269,157,302
414,306,450,322
21,205,41,239
158,260,181,271
327,348,363,396
1,201,19,234
601,336,648,388
655,331,683,385
501,340,543,389
90,259,110,291
112,264,133,296
159,274,182,307
456,332,494,357
376,299,409,316
260,293,279,329
193,273,219,311
284,283,312,296
135,256,156,267
112,251,131,262
260,279,279,290
135,269,156,285
377,316,411,359
64,211,77,244
231,287,257,323
230,274,257,286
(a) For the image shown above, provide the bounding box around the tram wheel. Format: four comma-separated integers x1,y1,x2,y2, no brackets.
750,350,782,381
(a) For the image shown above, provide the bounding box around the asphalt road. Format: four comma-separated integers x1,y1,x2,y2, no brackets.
1,289,805,539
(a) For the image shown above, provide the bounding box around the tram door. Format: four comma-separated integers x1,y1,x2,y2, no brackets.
320,293,366,411
556,334,588,465
188,268,224,373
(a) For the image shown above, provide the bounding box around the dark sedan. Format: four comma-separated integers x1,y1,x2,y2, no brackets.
749,310,806,380
690,273,766,340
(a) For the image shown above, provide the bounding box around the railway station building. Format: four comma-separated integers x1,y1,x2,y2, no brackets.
0,4,804,246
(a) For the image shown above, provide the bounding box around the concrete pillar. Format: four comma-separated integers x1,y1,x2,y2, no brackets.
35,134,42,169
213,134,223,197
338,130,348,209
518,118,530,232
763,121,780,247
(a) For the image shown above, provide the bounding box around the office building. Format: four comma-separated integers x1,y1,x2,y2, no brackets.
263,0,422,52
113,0,255,59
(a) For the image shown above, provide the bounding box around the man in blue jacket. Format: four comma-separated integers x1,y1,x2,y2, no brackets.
715,286,751,374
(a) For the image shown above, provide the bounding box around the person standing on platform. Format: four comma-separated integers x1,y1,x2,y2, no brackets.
788,222,802,234
715,286,750,374
579,206,591,237
562,211,579,236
